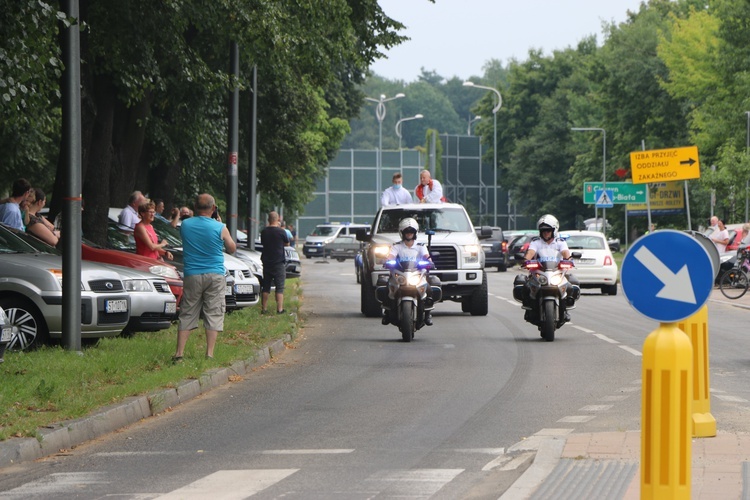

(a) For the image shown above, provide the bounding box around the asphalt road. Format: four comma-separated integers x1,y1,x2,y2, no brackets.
1,259,749,498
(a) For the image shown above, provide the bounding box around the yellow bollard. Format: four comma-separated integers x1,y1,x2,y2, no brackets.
676,304,716,437
641,323,692,500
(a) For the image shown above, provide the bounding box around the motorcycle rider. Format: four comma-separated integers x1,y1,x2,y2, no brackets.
518,214,580,322
382,217,436,326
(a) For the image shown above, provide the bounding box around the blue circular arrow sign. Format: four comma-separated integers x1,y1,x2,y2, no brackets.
621,230,714,322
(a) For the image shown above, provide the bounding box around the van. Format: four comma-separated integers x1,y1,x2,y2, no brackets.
302,222,371,258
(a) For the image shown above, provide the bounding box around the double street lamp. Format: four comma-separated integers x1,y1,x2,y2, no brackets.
365,93,405,194
464,81,502,226
571,127,607,237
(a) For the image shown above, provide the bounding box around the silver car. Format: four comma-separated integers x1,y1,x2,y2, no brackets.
98,264,177,334
0,225,131,350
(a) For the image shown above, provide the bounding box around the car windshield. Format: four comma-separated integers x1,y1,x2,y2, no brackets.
378,208,472,233
310,226,339,237
0,225,46,254
107,222,137,251
150,218,184,247
565,234,606,250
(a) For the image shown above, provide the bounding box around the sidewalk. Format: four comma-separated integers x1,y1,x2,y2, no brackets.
501,290,750,500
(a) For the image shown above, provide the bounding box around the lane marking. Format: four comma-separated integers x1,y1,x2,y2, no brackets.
715,394,749,403
557,415,596,423
579,405,614,412
618,345,643,357
261,449,354,454
573,325,595,333
593,333,619,343
455,448,506,454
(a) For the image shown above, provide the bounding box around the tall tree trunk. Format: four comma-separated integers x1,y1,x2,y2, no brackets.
109,94,152,205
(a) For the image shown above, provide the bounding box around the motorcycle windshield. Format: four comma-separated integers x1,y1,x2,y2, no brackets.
394,247,421,271
534,247,562,270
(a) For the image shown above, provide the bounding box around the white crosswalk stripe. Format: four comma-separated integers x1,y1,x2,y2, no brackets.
154,469,299,500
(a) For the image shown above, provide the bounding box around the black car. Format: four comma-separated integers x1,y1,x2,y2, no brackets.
479,227,508,272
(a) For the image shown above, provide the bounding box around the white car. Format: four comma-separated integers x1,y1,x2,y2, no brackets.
560,230,619,295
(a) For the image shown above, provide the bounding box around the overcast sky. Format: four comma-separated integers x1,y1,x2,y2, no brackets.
371,0,646,82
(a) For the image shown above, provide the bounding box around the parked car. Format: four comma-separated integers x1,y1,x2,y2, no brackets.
329,235,362,261
302,222,371,258
106,212,252,308
504,230,538,267
0,224,131,350
560,230,619,295
479,226,508,272
507,233,536,266
0,307,11,362
6,227,178,335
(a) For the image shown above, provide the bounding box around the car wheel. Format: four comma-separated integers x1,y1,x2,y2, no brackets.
601,284,618,295
0,297,49,351
498,263,507,272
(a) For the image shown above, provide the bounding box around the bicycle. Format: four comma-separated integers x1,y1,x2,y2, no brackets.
719,248,750,299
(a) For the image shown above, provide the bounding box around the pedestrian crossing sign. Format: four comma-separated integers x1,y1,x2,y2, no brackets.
595,189,614,208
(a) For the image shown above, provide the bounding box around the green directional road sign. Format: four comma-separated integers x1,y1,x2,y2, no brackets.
583,182,647,204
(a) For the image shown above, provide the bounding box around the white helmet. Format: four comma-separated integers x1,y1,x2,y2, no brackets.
537,214,559,241
399,217,419,240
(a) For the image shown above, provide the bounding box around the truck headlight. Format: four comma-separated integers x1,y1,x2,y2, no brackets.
463,244,480,264
373,245,390,258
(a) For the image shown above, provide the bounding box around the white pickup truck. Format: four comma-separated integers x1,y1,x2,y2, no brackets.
357,203,491,317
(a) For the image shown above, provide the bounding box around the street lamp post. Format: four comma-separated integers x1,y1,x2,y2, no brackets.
464,81,502,227
467,115,482,136
395,114,424,172
572,127,607,238
365,93,405,195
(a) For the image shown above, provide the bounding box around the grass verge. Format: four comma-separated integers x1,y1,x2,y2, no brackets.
0,279,301,441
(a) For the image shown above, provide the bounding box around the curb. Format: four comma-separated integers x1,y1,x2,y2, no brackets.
0,333,295,469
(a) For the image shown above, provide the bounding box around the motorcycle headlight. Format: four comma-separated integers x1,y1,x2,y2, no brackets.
406,273,421,286
549,274,564,286
537,275,548,286
396,274,407,285
123,279,152,292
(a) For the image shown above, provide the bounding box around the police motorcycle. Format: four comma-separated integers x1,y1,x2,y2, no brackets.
375,219,442,342
512,215,580,342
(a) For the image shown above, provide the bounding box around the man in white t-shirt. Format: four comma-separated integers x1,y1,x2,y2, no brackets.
381,172,413,206
118,191,146,232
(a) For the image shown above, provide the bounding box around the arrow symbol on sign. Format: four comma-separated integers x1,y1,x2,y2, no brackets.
634,246,696,304
680,158,696,166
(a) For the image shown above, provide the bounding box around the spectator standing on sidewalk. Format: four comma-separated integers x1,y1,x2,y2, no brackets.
708,216,730,253
260,211,289,314
118,191,146,232
172,194,236,361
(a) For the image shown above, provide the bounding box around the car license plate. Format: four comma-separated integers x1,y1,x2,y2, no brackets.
575,258,596,264
164,302,177,314
308,248,318,253
235,284,254,294
105,299,128,313
1,327,11,342
226,286,233,295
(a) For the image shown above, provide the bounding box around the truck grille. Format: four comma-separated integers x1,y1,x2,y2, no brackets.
430,245,458,270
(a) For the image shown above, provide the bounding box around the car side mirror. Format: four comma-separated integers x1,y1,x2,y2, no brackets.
355,228,371,242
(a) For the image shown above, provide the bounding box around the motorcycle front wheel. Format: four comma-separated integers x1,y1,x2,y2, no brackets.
540,300,556,342
400,301,415,342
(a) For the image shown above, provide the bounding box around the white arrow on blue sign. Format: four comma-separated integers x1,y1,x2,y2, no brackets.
595,189,614,208
621,230,714,322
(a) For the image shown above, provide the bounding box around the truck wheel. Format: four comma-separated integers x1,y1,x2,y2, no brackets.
361,272,382,317
469,272,489,316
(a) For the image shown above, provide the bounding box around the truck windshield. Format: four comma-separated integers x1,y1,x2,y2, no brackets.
378,208,471,233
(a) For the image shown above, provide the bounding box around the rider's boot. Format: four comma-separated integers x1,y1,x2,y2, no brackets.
381,310,390,325
424,310,433,326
